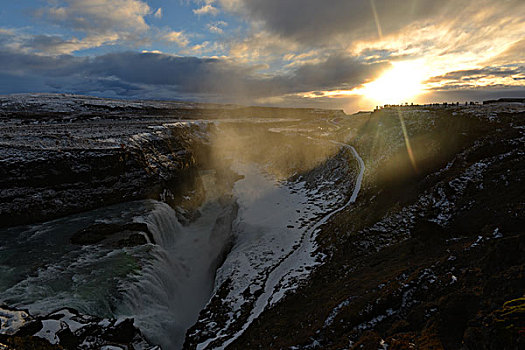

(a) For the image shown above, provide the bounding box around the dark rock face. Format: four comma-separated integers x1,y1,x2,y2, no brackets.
102,318,137,344
12,319,43,337
0,95,210,228
116,233,148,247
0,306,158,350
0,140,197,228
71,223,129,245
0,335,61,350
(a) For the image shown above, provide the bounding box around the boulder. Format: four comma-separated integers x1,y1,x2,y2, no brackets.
71,222,154,246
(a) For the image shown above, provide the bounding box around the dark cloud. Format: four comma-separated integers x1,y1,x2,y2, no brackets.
220,0,524,49
426,66,524,84
271,54,388,92
0,50,385,102
220,0,449,44
0,73,50,94
0,51,85,76
88,53,257,93
0,49,520,109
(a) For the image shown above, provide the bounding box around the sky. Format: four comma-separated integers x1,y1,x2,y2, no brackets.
0,0,523,112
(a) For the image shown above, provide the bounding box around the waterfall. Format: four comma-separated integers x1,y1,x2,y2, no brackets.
118,200,237,350
146,202,184,247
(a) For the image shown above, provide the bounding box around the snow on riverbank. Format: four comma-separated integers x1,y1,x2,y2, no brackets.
194,142,365,349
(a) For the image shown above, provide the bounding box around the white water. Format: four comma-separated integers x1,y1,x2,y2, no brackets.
119,199,235,349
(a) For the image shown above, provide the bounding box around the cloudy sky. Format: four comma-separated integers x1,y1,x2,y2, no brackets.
0,0,523,112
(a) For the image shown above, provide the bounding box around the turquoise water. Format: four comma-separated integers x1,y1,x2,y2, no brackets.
0,194,234,349
0,200,156,318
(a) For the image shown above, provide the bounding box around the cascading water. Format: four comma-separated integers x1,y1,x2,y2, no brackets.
118,198,237,349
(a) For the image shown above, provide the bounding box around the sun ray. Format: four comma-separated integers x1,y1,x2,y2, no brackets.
397,108,419,173
370,0,383,39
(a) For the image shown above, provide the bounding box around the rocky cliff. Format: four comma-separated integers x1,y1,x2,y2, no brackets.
223,104,525,350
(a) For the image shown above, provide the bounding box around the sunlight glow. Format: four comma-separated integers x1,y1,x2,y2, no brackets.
300,59,430,106
358,60,427,104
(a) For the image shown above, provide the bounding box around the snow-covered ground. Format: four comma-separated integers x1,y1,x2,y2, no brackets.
213,144,364,349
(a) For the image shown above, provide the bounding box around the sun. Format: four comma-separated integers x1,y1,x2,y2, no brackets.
359,60,428,104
